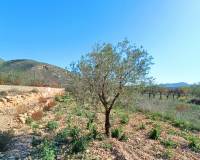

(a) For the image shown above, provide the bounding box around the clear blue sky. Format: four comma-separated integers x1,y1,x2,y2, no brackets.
0,0,200,84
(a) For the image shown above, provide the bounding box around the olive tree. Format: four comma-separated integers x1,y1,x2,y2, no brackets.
69,39,153,137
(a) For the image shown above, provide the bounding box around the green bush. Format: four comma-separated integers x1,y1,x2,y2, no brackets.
149,126,161,140
47,121,59,131
0,130,13,152
188,136,200,152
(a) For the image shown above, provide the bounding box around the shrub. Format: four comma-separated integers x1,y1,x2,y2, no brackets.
31,111,43,121
55,128,69,143
149,126,161,140
40,139,56,160
188,136,200,152
32,136,42,147
0,130,14,152
71,137,89,153
120,114,129,124
47,121,59,131
69,127,80,140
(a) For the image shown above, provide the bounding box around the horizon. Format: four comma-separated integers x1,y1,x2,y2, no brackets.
0,0,200,84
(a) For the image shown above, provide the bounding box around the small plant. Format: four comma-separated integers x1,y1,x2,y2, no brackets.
55,128,69,143
120,114,129,124
69,127,80,140
119,133,128,142
160,138,177,148
162,149,173,159
40,139,56,160
138,123,146,130
111,128,122,139
71,136,89,153
31,111,43,121
101,143,113,151
149,126,161,140
31,122,40,132
0,91,8,96
26,117,33,125
0,130,14,152
47,121,59,131
32,136,42,147
188,136,200,152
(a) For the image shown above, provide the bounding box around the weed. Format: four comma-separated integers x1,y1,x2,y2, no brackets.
55,128,69,143
69,127,80,140
111,128,122,139
71,136,89,153
160,138,177,148
120,114,129,124
119,133,128,142
47,121,59,131
149,126,161,140
40,139,56,160
138,123,146,130
30,88,39,93
101,143,113,150
162,149,173,159
43,100,56,111
26,117,33,125
188,136,200,152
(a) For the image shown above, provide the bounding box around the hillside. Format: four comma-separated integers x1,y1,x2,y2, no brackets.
0,58,4,65
159,82,191,88
0,59,69,87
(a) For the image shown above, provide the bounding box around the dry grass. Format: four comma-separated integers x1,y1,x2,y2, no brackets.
43,100,57,111
31,111,43,121
38,97,47,104
16,105,28,115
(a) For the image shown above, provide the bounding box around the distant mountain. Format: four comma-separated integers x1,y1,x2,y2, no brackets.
0,59,70,87
159,82,191,88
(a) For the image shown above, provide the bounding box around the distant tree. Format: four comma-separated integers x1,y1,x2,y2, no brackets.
69,39,153,137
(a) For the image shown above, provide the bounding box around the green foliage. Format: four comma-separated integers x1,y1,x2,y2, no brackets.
55,128,69,143
188,136,200,152
0,130,13,152
40,139,56,160
149,126,161,140
55,95,71,103
111,128,122,139
120,114,129,124
101,143,113,150
162,149,174,159
71,136,89,153
160,139,177,148
119,133,128,142
32,136,42,147
47,121,59,131
69,127,81,140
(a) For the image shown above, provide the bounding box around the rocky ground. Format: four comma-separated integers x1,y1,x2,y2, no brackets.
0,85,200,160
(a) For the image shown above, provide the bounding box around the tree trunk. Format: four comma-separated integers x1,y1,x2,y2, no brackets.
105,109,111,137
